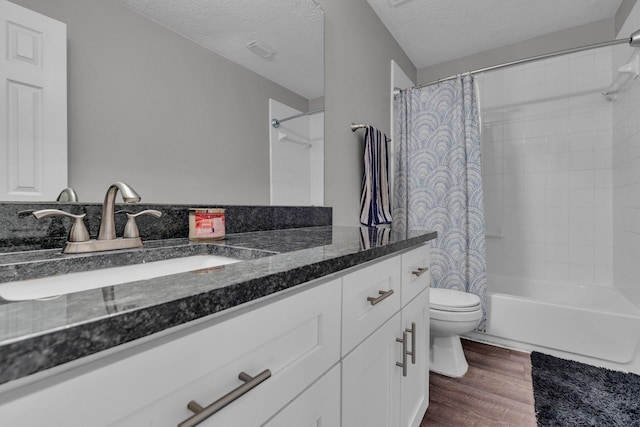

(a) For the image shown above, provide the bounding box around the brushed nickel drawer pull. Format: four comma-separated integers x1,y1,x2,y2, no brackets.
178,369,271,427
411,267,429,277
396,331,408,377
367,289,394,305
406,322,416,364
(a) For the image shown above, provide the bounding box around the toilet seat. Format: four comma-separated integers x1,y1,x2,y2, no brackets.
430,288,482,322
430,307,482,322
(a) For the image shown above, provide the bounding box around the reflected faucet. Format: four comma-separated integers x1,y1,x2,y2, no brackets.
98,182,141,240
56,187,79,202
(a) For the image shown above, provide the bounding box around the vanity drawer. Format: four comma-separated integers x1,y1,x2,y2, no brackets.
0,279,342,427
342,255,401,356
401,244,431,306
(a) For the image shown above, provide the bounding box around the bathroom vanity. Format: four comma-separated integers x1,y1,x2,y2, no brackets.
0,225,435,426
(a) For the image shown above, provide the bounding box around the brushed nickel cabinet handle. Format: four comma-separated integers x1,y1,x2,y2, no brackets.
411,267,429,277
406,322,416,365
367,289,394,305
178,369,271,427
396,331,408,377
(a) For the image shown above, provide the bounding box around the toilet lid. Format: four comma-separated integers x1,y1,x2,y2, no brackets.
430,288,481,312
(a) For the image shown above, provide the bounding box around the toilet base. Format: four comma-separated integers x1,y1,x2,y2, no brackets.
430,335,469,378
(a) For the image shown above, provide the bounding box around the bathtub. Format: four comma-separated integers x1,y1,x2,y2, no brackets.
466,275,640,369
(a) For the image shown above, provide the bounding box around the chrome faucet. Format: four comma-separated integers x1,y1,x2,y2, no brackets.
29,182,161,254
97,182,141,241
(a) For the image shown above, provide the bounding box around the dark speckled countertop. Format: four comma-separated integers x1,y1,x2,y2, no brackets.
0,226,436,387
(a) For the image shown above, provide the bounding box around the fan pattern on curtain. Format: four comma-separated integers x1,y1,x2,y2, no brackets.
393,75,488,329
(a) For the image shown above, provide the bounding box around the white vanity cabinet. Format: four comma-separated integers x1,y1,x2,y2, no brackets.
0,243,432,427
341,244,431,427
0,279,342,427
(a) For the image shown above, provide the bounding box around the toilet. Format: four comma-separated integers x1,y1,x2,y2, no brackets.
429,288,482,378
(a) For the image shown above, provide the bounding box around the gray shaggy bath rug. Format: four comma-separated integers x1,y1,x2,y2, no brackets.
531,351,640,426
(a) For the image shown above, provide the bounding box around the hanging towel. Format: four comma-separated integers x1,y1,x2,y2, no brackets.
360,125,392,226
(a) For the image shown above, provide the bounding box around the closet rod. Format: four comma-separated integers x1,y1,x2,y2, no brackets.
351,123,391,142
410,28,640,91
271,108,324,128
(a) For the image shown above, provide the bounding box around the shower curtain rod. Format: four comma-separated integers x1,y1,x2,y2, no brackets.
271,108,324,128
411,28,640,91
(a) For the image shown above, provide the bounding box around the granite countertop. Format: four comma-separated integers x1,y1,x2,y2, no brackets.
0,225,436,387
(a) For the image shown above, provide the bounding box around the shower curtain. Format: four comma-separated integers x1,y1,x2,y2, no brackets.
393,75,488,329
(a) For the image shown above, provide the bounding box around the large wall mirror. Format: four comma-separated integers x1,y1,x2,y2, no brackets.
4,0,324,205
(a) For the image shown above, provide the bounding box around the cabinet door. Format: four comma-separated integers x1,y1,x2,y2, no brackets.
342,256,401,356
263,364,340,427
342,313,402,427
400,288,430,427
0,279,341,427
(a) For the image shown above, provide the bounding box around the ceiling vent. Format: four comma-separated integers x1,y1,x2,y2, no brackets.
246,40,276,59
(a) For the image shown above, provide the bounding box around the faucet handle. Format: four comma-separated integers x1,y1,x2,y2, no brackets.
31,209,90,242
118,209,162,238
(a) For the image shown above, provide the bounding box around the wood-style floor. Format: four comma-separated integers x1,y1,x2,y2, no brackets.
420,339,537,426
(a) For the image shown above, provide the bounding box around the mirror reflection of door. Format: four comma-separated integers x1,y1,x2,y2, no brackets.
0,0,67,201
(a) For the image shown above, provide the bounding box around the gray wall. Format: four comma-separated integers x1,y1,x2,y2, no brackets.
616,0,638,34
11,0,308,205
417,19,615,85
324,0,416,225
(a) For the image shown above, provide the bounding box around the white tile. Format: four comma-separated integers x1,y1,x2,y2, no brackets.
569,207,594,228
544,244,569,263
545,226,569,245
569,227,594,246
545,205,569,226
569,245,594,265
594,149,612,170
594,245,613,267
569,132,596,151
568,150,595,170
545,262,569,281
569,170,595,189
594,170,612,188
547,152,569,171
569,189,594,207
569,263,594,284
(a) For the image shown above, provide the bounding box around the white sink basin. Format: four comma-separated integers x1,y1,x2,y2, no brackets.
0,255,240,301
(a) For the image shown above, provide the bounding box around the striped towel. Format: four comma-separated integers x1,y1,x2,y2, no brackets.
360,126,392,226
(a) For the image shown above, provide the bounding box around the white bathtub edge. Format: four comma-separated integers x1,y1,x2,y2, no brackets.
464,332,640,375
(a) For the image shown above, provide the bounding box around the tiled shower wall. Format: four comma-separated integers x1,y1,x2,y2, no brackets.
477,46,614,287
613,3,640,306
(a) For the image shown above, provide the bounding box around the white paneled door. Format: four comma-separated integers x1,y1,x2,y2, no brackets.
0,0,67,200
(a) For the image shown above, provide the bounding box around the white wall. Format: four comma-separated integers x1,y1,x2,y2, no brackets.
418,19,614,86
477,47,614,287
324,0,416,225
613,1,640,307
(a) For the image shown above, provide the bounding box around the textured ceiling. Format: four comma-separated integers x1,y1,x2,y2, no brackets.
118,0,324,100
366,0,624,69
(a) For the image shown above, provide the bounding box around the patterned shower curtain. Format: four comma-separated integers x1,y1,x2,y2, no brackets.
393,75,488,329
